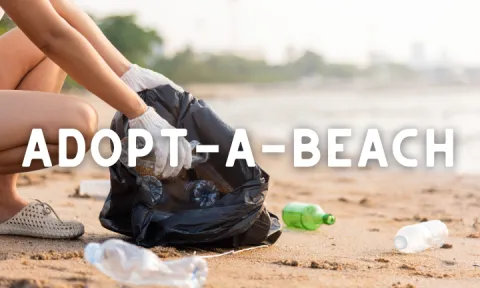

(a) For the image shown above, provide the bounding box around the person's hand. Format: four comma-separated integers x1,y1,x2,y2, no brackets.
121,64,185,93
128,106,192,178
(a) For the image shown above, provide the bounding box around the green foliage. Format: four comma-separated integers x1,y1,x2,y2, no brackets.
96,14,163,67
64,13,164,90
0,23,7,35
63,76,81,90
286,50,325,77
153,48,293,84
154,48,365,84
0,15,15,35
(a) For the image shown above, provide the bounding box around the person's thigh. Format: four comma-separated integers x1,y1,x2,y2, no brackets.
17,57,67,92
0,28,45,90
0,28,96,172
0,90,98,154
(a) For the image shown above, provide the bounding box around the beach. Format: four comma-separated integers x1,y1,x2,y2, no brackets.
1,86,480,288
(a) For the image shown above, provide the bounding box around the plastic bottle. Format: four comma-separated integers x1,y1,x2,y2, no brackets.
394,220,448,254
84,239,208,288
282,202,336,231
185,180,219,208
119,138,209,180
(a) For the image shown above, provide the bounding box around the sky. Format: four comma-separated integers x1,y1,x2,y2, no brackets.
74,0,480,66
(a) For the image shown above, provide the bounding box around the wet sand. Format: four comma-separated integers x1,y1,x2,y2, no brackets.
1,91,479,288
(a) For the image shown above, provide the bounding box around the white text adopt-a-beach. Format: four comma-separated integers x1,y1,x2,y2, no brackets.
21,128,454,169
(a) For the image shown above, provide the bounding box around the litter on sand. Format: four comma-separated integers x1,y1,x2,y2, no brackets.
78,179,111,200
85,239,271,288
85,239,207,288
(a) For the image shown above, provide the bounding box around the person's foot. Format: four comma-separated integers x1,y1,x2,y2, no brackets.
0,199,84,239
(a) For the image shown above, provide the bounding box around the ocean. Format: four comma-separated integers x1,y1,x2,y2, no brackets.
206,87,480,174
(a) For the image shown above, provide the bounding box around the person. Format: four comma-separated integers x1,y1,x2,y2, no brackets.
0,0,192,239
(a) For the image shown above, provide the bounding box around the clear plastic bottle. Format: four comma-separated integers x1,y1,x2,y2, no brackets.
185,180,219,208
119,138,209,180
394,220,448,254
84,239,208,288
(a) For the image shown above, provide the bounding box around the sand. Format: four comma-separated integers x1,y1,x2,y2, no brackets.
1,91,479,288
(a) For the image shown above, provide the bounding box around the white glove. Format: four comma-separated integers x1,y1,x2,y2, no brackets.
121,64,185,93
128,106,192,178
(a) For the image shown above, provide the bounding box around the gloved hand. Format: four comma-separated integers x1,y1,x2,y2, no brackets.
128,106,192,178
121,64,185,93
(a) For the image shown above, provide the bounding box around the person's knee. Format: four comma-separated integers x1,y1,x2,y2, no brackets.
72,101,98,153
42,100,98,158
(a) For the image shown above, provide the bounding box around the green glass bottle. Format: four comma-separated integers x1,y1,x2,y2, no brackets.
282,202,336,231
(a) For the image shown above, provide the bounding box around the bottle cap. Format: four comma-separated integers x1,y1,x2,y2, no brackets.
84,243,102,264
190,140,210,165
323,214,336,225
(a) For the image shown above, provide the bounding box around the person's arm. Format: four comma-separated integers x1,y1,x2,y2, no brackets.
0,0,146,119
48,0,186,93
49,0,131,78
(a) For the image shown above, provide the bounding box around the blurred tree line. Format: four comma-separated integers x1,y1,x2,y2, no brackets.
0,13,415,90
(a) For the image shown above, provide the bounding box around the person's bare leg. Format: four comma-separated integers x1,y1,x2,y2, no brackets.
0,28,45,89
0,91,97,222
0,27,90,223
0,94,91,240
0,28,45,222
0,27,40,222
17,57,67,93
0,174,24,223
0,58,68,222
0,27,66,92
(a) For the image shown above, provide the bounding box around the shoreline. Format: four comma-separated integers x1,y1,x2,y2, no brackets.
65,82,480,100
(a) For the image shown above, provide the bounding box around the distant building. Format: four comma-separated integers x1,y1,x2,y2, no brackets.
367,50,392,85
409,42,427,70
436,51,451,68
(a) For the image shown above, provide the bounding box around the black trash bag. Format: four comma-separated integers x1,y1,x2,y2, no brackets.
99,84,282,248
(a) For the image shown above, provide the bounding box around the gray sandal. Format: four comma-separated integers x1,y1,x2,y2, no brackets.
0,200,84,239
